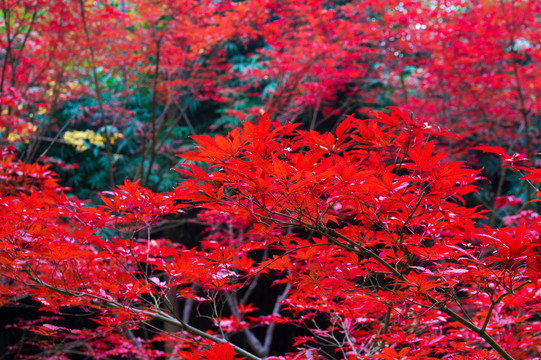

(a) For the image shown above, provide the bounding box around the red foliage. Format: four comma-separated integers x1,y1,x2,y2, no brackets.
4,108,539,359
0,108,540,360
1,0,541,358
176,109,541,359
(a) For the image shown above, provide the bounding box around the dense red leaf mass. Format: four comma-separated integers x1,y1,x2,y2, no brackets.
1,108,540,359
1,0,541,359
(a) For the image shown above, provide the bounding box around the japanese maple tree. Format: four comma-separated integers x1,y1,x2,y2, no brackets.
2,108,540,359
176,108,541,359
2,0,541,359
382,0,541,206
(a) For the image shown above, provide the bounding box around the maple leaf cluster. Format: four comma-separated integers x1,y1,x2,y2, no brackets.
0,0,540,359
0,108,540,359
